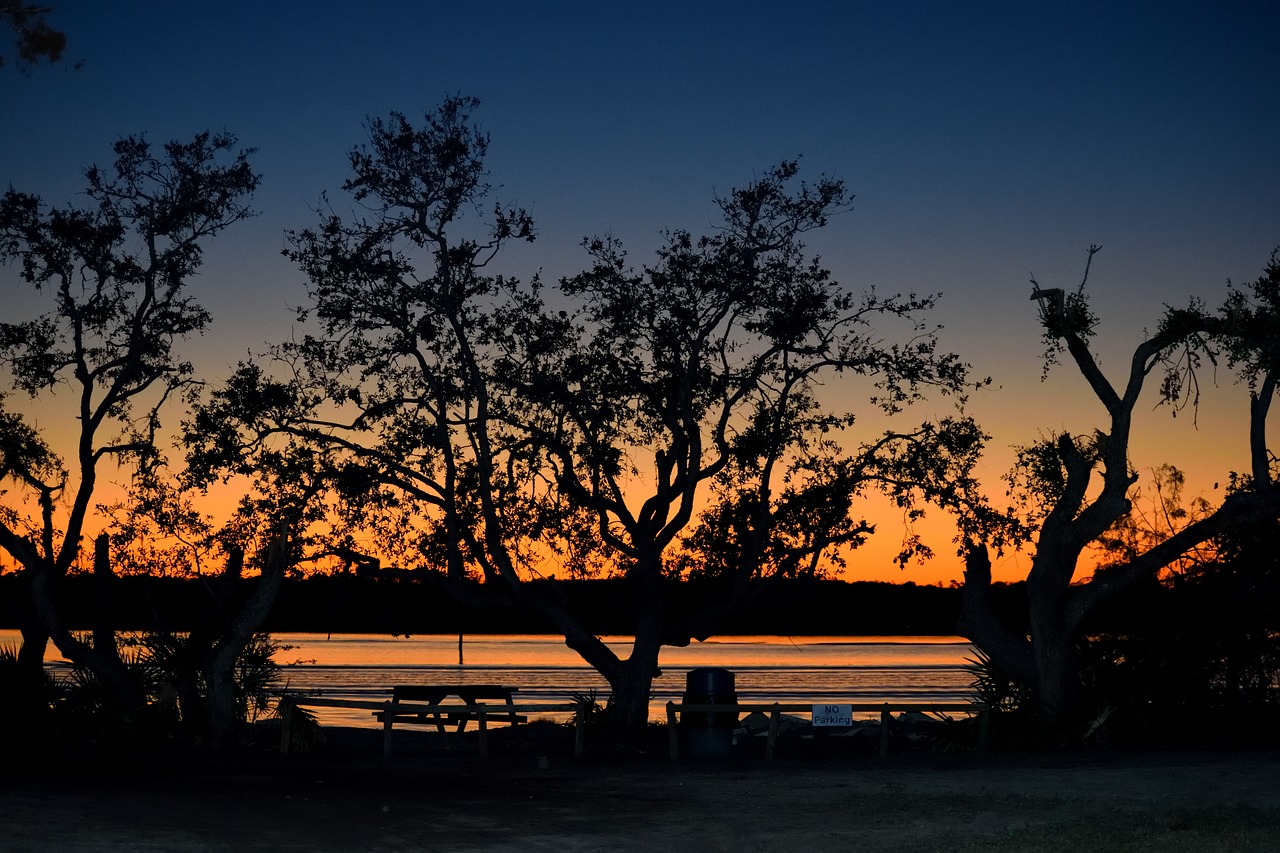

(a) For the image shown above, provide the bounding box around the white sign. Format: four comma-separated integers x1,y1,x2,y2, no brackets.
811,704,852,727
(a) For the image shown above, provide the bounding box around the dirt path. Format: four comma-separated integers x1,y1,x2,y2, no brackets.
4,734,1279,852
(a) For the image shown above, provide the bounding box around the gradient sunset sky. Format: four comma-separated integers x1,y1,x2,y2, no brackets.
3,1,1278,584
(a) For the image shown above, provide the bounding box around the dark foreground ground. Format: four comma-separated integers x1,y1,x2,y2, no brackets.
4,724,1280,852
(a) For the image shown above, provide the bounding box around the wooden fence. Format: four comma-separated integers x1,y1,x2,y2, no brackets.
276,696,988,762
665,701,989,760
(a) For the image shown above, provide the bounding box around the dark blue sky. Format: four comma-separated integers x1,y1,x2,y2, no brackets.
4,1,1278,580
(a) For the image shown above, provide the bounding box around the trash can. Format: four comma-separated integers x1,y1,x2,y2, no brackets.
681,667,737,759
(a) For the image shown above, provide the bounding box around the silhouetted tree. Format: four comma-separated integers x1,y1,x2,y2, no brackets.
961,246,1280,720
502,165,998,725
195,527,291,747
191,97,995,728
1,2,66,68
112,394,344,744
1075,477,1280,744
1091,463,1216,576
0,132,258,710
1182,489,1280,708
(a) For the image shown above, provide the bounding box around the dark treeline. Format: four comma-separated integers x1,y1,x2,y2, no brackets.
0,574,1030,638
5,568,1247,650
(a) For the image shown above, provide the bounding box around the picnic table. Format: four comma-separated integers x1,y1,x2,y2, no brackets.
374,684,527,733
278,687,586,758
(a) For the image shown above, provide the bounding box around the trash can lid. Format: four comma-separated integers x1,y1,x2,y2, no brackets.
685,667,735,693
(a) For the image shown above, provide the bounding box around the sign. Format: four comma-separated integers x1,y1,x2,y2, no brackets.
811,704,852,727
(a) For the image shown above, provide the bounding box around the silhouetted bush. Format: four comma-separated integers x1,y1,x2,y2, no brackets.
974,536,1280,750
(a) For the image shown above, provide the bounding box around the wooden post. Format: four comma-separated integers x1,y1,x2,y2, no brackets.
381,700,395,758
477,707,488,758
574,700,586,757
766,704,780,760
667,701,679,761
279,696,293,754
879,704,891,759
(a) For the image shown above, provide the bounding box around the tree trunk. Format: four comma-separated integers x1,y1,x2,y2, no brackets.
961,543,1085,719
549,600,662,732
15,612,49,690
1026,543,1086,720
173,636,208,737
958,544,1036,688
607,556,667,731
1028,608,1081,719
30,550,145,711
10,576,52,736
204,656,241,748
91,534,122,669
601,640,662,731
203,534,288,748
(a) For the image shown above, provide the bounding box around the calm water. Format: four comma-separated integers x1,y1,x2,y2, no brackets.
7,631,978,727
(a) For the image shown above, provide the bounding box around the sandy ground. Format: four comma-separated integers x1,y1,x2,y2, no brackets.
3,726,1280,852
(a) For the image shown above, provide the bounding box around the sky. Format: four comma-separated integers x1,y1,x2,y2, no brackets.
2,1,1278,584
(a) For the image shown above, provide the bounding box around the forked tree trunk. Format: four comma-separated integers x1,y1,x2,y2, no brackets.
961,543,1083,719
600,640,663,732
204,532,289,748
558,623,663,732
28,539,146,712
509,550,671,734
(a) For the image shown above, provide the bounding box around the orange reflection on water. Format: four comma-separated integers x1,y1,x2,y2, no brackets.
273,633,973,669
0,629,973,671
